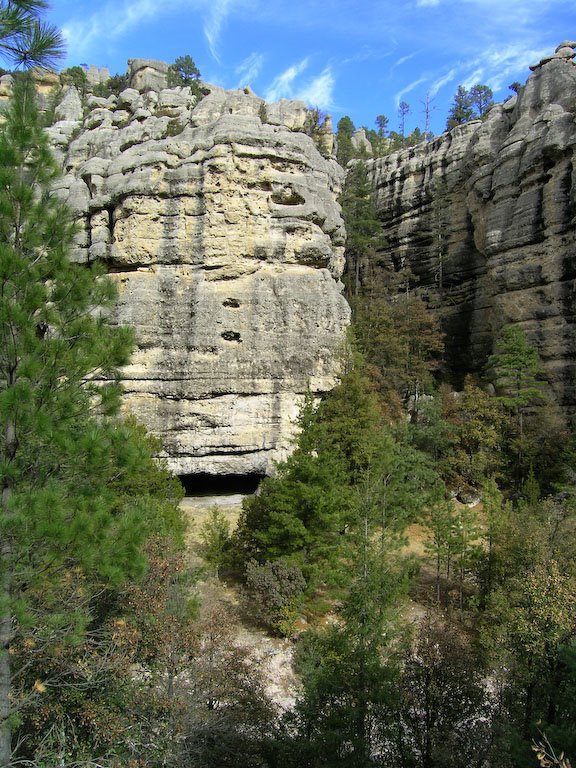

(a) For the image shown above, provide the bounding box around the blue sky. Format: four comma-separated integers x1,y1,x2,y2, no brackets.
49,0,575,136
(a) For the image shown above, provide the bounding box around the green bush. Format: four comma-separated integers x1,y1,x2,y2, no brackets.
164,119,185,137
61,65,88,96
244,558,306,635
93,72,129,98
199,507,231,569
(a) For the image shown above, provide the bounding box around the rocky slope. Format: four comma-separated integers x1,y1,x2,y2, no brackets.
46,61,349,477
366,42,576,420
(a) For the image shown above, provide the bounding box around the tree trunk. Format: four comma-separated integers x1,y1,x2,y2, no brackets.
0,486,13,768
0,408,17,766
0,610,12,767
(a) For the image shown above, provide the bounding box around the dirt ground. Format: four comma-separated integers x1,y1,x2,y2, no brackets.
180,494,300,710
178,493,482,707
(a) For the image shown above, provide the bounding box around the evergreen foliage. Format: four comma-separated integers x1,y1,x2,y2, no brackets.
352,289,444,409
166,54,203,99
60,64,88,96
92,71,129,97
0,0,63,70
235,363,438,568
199,506,232,571
469,83,494,115
446,83,493,129
340,161,386,298
0,72,185,765
486,325,547,413
336,115,356,166
446,85,476,128
485,324,565,489
0,7,573,764
398,99,410,136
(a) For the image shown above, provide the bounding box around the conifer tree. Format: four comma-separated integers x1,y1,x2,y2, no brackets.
336,115,356,167
0,74,156,764
398,99,410,138
486,326,546,419
469,83,494,116
446,85,475,129
0,0,63,70
446,84,493,130
167,54,203,99
485,324,557,487
341,161,385,298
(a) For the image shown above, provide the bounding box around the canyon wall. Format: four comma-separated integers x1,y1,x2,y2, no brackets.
37,38,576,477
367,42,576,420
46,66,349,476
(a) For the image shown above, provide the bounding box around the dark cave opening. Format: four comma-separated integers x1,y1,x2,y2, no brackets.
178,473,263,497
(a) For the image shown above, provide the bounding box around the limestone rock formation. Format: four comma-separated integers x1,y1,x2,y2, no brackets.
0,67,60,110
48,67,349,476
366,42,576,420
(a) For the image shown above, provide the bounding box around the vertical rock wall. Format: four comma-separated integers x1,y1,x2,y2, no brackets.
367,43,576,419
48,71,350,475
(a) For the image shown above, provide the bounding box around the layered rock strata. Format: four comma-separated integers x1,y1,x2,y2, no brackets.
367,42,576,419
48,68,349,475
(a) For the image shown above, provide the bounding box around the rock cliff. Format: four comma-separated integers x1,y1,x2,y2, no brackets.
366,42,576,420
47,64,349,477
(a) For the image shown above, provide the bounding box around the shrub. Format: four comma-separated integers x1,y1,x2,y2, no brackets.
93,73,129,98
61,65,88,96
244,558,306,635
199,507,231,570
164,119,185,137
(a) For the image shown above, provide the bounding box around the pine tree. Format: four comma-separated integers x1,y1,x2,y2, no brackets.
375,114,388,134
336,115,356,167
166,54,203,99
486,326,546,416
446,84,493,130
485,324,555,487
398,100,410,139
446,85,475,129
0,74,160,764
0,0,63,70
469,83,494,116
341,161,385,297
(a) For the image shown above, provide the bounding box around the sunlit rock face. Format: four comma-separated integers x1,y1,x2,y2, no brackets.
367,42,576,421
48,69,349,475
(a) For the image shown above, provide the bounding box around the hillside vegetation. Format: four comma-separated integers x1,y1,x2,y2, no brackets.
0,4,575,767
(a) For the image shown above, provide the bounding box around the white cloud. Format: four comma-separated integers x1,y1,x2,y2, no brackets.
459,43,551,94
461,67,484,90
391,52,418,72
481,43,550,90
394,76,428,107
341,46,385,66
235,52,264,87
204,0,233,63
296,67,335,109
62,0,252,66
429,67,457,97
264,58,309,102
416,0,442,6
263,60,334,109
62,0,182,59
